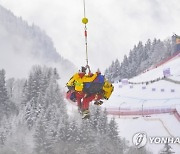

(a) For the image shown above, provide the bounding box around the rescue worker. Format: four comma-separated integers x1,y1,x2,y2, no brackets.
66,66,98,92
66,66,99,114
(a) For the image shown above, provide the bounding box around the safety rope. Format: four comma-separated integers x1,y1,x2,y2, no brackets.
84,25,88,66
83,0,86,18
82,0,89,69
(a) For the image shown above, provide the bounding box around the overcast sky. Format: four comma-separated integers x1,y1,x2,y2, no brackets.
0,0,180,72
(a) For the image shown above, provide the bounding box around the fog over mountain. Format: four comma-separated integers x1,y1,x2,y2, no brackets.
0,5,75,83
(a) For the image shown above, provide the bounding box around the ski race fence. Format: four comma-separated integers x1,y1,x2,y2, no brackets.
64,91,180,122
105,106,180,122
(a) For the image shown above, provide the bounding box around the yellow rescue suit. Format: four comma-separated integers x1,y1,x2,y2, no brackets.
66,73,98,92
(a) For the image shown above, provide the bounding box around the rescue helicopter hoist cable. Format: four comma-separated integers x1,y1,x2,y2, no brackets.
82,0,90,72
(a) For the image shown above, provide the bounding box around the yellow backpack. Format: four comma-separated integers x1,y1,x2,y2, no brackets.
103,80,114,100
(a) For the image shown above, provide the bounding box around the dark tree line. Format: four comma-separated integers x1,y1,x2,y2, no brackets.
105,36,177,82
0,69,17,122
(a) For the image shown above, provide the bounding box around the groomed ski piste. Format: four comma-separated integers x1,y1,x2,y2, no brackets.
66,53,180,153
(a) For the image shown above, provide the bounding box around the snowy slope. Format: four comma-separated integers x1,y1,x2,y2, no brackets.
130,53,180,82
103,55,180,108
102,56,180,153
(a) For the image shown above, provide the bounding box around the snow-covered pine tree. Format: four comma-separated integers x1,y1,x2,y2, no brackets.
150,39,165,64
164,38,173,57
34,116,48,154
97,108,108,134
0,69,17,120
77,119,96,154
104,67,112,82
113,59,121,81
34,68,68,153
0,116,12,147
126,146,152,154
6,78,25,106
136,41,145,73
121,55,129,78
141,39,151,70
127,50,135,78
171,35,177,55
90,108,113,154
110,61,116,82
6,78,15,99
107,117,124,153
0,69,8,105
34,99,57,153
89,106,102,131
23,66,56,128
53,120,80,154
105,60,119,82
105,36,175,82
108,118,119,141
